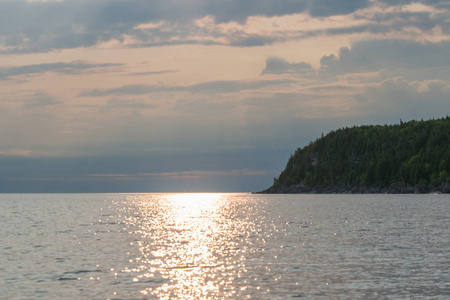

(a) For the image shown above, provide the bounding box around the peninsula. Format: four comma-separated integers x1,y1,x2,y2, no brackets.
260,117,450,194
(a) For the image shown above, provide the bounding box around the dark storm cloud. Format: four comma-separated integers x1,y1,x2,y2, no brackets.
0,61,122,80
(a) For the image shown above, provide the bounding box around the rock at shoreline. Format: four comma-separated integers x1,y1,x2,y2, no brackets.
257,183,450,194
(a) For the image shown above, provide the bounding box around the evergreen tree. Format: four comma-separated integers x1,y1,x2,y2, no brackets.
272,117,450,190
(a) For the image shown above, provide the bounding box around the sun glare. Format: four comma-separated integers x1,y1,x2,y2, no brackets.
168,193,224,212
124,193,242,299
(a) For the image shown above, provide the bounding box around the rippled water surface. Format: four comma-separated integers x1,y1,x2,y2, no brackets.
1,193,449,299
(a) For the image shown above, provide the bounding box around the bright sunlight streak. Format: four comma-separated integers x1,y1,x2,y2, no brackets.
126,193,244,299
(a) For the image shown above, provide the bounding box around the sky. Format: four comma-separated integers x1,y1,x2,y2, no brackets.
0,0,449,192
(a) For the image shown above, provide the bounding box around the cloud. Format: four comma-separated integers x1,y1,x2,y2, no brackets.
308,0,370,17
261,56,314,75
104,98,157,111
73,39,450,151
2,0,446,53
361,76,450,119
79,79,295,97
228,34,281,47
378,0,448,6
139,169,267,179
188,79,294,94
0,149,35,157
0,61,122,80
148,169,267,178
0,1,303,52
130,69,178,76
256,38,450,123
79,84,155,97
320,40,450,75
8,168,268,183
18,92,60,108
351,2,450,39
261,39,450,84
88,173,135,180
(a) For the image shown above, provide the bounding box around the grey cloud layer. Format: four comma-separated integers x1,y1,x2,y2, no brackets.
258,39,450,121
261,40,450,80
319,40,450,74
1,0,447,52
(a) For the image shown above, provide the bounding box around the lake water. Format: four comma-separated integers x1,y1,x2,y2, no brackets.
1,193,449,299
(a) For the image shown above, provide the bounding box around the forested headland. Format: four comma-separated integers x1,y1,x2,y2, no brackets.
261,117,450,194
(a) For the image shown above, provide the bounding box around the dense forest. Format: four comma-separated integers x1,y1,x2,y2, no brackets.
265,117,450,193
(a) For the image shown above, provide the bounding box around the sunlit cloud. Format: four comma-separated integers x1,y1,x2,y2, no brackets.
0,149,36,157
1,0,448,53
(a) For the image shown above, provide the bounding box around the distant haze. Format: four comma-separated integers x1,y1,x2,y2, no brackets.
0,0,449,192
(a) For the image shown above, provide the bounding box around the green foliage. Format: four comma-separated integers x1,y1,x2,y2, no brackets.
275,117,450,188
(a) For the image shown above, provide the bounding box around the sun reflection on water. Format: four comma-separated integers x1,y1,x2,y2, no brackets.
123,193,249,299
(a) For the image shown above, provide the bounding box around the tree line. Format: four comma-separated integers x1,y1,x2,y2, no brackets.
273,117,450,189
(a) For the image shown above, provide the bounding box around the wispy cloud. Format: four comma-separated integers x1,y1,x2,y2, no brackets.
129,69,179,76
0,149,35,157
11,173,135,182
79,79,295,97
88,169,268,180
89,174,135,180
89,173,133,177
0,61,122,80
140,169,267,179
11,169,268,182
18,92,60,108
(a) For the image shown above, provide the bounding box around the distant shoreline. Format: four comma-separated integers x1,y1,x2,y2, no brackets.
257,183,450,194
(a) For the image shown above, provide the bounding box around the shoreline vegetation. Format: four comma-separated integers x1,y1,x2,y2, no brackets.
259,117,450,194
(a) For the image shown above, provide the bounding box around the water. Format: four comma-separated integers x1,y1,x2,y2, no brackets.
1,193,449,299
